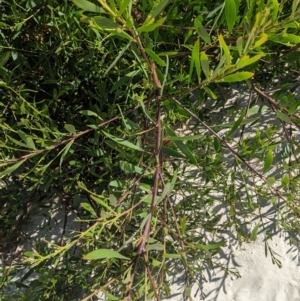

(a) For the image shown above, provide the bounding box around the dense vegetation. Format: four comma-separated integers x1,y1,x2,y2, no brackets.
1,0,300,300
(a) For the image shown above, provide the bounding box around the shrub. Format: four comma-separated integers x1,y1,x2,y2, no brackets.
1,0,300,300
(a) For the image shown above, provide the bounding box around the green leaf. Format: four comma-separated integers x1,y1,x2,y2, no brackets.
269,33,300,45
79,110,102,119
0,160,26,179
184,287,192,297
236,36,244,56
281,174,290,187
164,253,181,259
266,177,276,186
218,34,231,64
146,243,164,251
203,86,217,99
103,290,119,301
237,53,264,69
276,111,291,123
102,131,143,151
253,33,268,49
157,182,172,204
64,124,76,134
190,39,201,82
194,241,226,251
180,216,187,234
194,19,211,44
119,161,143,174
220,72,254,82
165,126,197,164
91,16,120,30
292,0,300,16
225,0,236,33
250,224,260,241
73,0,104,12
145,48,166,66
109,179,128,188
18,131,36,150
213,137,221,152
81,202,97,217
90,195,115,212
83,249,129,260
271,0,279,21
216,117,259,128
59,140,74,170
263,150,273,173
226,108,246,137
119,0,131,15
151,0,170,19
166,134,203,141
200,51,210,79
162,146,185,158
138,16,167,32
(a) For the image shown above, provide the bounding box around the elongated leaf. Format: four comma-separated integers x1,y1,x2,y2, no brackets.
91,16,120,29
263,150,273,173
119,0,131,15
216,117,259,128
79,110,102,119
191,39,201,82
164,253,181,259
138,16,167,32
292,0,300,16
214,137,221,152
253,33,268,49
281,174,290,187
59,140,74,170
157,182,172,204
203,86,217,99
237,53,264,69
0,160,26,178
227,108,246,137
250,224,260,241
269,33,300,45
119,161,143,174
220,72,254,82
200,51,210,79
276,111,291,123
81,202,97,217
272,0,279,21
146,243,164,251
225,0,236,33
236,36,243,56
184,287,192,297
90,195,114,212
103,290,119,301
73,0,104,12
180,216,187,234
194,19,211,44
145,48,166,66
151,0,170,18
165,126,197,164
103,131,143,151
162,146,185,158
166,134,203,141
18,131,36,150
194,241,226,251
218,34,231,64
83,249,129,260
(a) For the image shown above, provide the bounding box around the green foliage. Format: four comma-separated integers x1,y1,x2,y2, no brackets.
1,0,300,300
